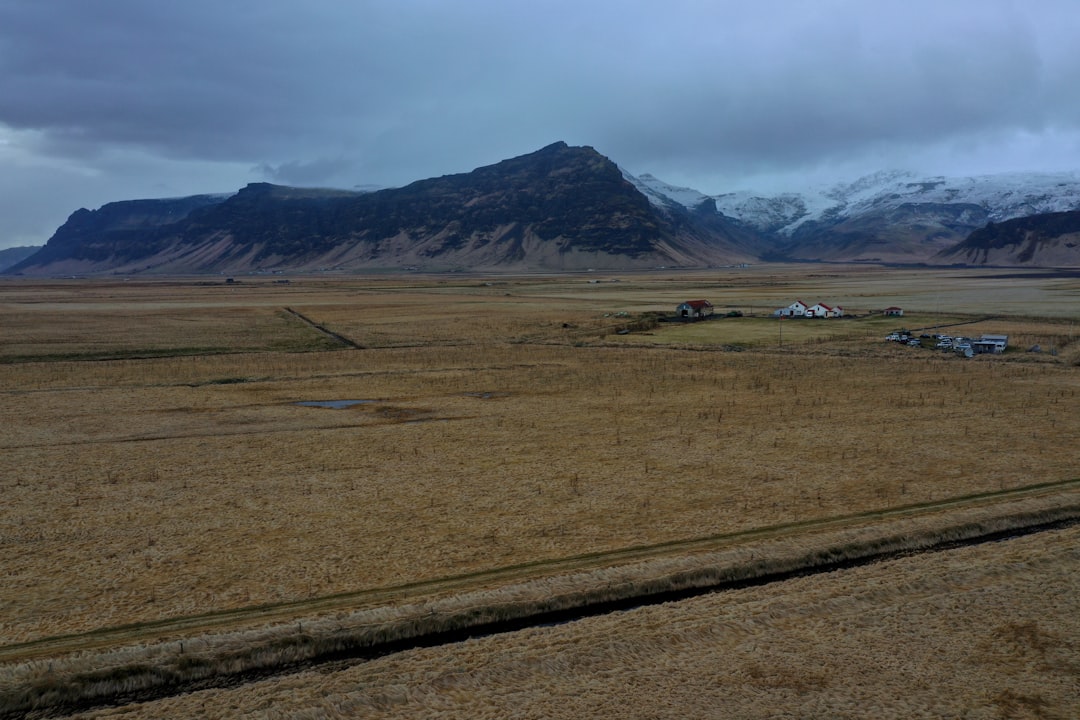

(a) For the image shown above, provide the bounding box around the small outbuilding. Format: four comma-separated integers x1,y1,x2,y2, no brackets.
972,334,1009,354
883,306,904,317
677,299,714,319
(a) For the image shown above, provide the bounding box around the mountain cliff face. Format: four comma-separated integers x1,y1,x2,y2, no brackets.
630,170,1080,264
936,210,1080,266
6,194,233,274
9,143,758,275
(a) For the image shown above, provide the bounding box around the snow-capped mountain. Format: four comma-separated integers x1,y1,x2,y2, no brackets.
625,169,1080,263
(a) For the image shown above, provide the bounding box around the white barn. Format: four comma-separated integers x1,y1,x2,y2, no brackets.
806,302,843,318
774,300,808,317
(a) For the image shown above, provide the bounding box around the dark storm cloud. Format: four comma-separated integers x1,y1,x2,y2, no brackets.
1,0,1079,246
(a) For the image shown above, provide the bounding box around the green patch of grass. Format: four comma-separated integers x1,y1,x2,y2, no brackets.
607,313,976,348
0,347,234,364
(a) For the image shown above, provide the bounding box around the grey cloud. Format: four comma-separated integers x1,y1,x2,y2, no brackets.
255,157,354,186
1,0,1079,246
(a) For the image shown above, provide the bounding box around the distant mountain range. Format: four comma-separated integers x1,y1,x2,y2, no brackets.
0,246,40,273
7,144,1080,275
628,169,1080,265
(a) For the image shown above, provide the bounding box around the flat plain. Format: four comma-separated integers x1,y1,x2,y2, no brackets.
1,265,1078,716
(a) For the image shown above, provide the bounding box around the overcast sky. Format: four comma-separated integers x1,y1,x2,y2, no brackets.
2,0,1079,248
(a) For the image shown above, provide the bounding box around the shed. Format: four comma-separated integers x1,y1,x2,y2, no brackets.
883,306,903,316
976,334,1009,353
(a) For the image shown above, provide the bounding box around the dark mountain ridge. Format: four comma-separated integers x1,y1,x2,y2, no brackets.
8,143,757,275
16,144,1079,274
936,210,1080,266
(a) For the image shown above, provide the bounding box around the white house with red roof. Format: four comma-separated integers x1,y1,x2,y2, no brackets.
773,300,808,317
806,302,843,318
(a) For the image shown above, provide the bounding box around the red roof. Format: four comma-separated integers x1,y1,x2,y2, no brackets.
683,299,712,309
884,306,902,311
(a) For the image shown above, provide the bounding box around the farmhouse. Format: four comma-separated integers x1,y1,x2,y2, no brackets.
883,306,904,316
776,300,844,318
773,300,808,317
806,302,843,318
676,299,714,319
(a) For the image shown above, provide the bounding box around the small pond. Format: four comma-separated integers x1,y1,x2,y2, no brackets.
294,400,373,409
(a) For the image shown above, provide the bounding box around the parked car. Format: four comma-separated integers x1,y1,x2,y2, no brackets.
907,339,921,346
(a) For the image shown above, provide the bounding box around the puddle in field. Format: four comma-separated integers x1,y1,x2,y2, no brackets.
294,400,374,409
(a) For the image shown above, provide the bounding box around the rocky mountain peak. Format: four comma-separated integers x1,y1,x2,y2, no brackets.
8,144,756,275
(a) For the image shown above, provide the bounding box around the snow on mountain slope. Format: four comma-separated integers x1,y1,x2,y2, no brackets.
825,170,1080,224
628,169,1080,236
622,171,710,209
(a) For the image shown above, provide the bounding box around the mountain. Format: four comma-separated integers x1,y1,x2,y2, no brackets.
5,193,234,274
0,246,41,273
630,170,1080,264
8,143,758,276
936,210,1080,266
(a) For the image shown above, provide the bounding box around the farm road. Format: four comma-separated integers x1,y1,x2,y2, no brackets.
283,307,363,348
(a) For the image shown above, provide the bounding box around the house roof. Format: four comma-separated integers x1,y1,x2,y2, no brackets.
812,303,833,311
682,299,712,309
883,306,903,311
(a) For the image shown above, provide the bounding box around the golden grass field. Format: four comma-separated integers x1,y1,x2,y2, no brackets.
62,523,1080,720
0,264,1078,715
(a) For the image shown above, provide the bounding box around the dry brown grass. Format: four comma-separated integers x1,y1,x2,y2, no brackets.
48,523,1080,719
0,267,1077,715
2,342,1076,645
1,270,1078,646
2,487,1076,717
